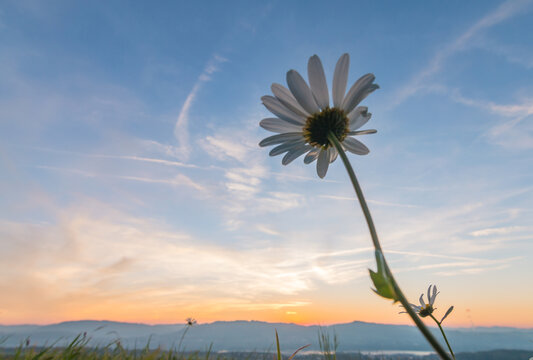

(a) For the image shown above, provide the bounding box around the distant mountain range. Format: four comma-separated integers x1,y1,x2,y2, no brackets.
1,320,532,353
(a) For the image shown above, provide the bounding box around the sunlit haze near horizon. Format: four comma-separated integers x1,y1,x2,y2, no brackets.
1,0,532,328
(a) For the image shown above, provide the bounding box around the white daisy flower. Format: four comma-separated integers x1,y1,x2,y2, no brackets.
259,53,379,178
402,284,440,318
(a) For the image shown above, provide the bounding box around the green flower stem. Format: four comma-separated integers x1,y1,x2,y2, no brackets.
176,325,191,354
327,132,452,360
429,314,456,360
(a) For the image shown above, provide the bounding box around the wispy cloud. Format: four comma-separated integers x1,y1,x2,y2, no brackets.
448,90,533,149
404,84,533,149
0,204,371,322
398,253,522,271
323,248,525,278
224,301,311,311
200,134,252,163
197,121,306,229
369,184,533,257
271,171,340,183
255,224,281,236
319,195,419,208
107,155,199,169
139,139,194,160
386,250,487,262
382,250,525,278
36,165,206,192
33,146,201,169
174,55,228,161
469,226,527,237
390,0,533,106
474,38,533,69
450,91,533,119
434,263,512,277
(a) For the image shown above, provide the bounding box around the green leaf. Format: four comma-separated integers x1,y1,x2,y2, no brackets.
288,344,311,360
369,250,398,302
275,329,281,360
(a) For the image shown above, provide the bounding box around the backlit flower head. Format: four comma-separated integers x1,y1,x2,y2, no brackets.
400,284,454,323
259,54,379,178
412,284,439,317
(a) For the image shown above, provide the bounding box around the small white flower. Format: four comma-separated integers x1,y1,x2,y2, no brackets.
259,53,379,178
400,285,455,324
402,284,440,318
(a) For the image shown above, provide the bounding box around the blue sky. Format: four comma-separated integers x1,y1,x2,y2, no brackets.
0,0,532,327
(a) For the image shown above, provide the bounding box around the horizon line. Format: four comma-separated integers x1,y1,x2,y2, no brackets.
2,319,532,330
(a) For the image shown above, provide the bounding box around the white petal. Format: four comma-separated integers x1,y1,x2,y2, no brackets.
259,132,303,147
307,55,329,109
349,83,379,112
269,139,306,156
282,144,313,165
431,285,439,305
349,114,371,131
332,53,349,108
316,148,330,178
286,70,320,114
348,106,372,130
260,118,303,133
341,73,377,113
419,294,425,308
304,148,320,164
349,106,368,116
348,129,377,136
343,137,369,155
427,286,432,306
329,146,338,163
261,96,306,125
271,83,309,117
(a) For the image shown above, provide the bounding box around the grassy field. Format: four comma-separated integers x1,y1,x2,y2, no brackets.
0,334,219,360
1,332,531,360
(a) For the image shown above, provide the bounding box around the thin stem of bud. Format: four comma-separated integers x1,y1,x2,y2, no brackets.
429,314,456,360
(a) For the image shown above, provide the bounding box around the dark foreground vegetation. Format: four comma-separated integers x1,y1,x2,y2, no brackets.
1,331,531,360
0,346,531,360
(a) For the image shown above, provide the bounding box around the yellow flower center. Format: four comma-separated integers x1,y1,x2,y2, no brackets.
303,107,350,149
419,304,434,318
